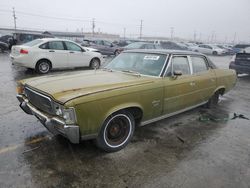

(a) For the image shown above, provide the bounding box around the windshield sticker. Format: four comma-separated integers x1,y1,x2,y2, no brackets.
144,56,160,60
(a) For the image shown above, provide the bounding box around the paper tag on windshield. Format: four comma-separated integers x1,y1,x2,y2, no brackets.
144,56,160,60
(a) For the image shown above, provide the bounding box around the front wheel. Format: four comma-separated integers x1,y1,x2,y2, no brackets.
206,92,219,108
90,58,100,69
96,111,135,152
212,51,218,55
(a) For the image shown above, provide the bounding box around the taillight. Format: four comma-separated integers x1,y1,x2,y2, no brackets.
231,55,236,62
20,49,28,54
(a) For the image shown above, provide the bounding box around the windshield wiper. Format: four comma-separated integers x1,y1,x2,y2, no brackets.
121,70,141,76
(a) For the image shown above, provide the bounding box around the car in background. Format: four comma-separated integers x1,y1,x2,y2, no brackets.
0,41,9,53
16,49,237,152
229,47,250,74
10,38,103,74
81,39,120,56
193,44,227,55
119,42,161,52
232,44,250,54
216,44,234,55
160,41,188,51
184,42,198,51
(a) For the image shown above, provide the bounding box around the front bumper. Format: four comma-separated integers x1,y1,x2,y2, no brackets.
17,94,80,143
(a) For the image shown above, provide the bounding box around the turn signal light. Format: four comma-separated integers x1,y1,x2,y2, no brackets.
20,49,28,54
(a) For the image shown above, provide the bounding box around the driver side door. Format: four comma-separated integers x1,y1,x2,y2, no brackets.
163,55,197,114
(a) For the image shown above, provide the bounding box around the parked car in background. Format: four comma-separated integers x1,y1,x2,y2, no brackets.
10,38,103,74
0,41,9,52
81,39,120,56
193,44,227,55
120,42,161,52
216,45,234,55
112,40,133,47
232,44,250,54
229,47,250,74
16,49,236,152
160,41,188,51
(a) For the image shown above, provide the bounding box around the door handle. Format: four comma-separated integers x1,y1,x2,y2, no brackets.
210,78,215,82
49,50,55,52
190,82,196,86
69,51,74,53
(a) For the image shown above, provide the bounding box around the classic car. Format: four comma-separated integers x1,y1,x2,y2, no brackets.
16,50,237,152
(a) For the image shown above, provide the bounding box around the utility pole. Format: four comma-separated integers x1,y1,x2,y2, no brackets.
233,32,236,44
92,18,95,37
170,27,174,40
193,30,197,42
123,27,126,40
12,7,17,32
139,20,143,39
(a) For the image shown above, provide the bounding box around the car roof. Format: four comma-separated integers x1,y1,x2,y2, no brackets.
39,38,75,42
123,49,203,56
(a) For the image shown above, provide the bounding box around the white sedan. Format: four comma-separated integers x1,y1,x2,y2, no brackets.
193,44,227,55
10,38,103,74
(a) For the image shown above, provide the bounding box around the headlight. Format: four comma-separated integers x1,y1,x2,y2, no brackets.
63,108,77,124
16,83,24,94
54,103,77,124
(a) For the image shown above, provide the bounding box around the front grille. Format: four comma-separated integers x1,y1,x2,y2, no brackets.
25,87,53,114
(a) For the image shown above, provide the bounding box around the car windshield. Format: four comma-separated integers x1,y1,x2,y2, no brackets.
125,42,144,49
23,39,43,47
105,52,167,76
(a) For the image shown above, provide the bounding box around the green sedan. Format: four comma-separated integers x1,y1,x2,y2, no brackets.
16,50,237,152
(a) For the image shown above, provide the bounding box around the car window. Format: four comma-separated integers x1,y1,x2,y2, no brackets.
23,39,43,47
191,56,208,74
65,41,82,52
49,41,64,50
95,40,103,45
105,52,167,76
103,41,111,46
172,56,190,75
143,44,155,49
39,42,49,49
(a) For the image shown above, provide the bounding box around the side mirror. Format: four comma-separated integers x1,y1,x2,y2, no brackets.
173,70,182,77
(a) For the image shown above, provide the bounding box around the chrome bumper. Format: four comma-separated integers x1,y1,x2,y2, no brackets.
17,94,80,144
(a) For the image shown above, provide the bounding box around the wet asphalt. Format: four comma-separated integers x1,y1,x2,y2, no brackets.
0,53,250,188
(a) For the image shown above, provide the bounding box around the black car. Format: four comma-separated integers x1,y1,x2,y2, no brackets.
229,47,250,74
0,41,9,53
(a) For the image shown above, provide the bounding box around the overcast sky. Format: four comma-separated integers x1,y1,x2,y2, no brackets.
0,0,249,43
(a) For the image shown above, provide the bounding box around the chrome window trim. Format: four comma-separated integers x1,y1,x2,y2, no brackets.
163,54,192,77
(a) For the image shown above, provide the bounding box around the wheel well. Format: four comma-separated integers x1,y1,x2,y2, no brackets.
36,58,52,68
90,57,100,66
117,107,143,126
216,88,225,96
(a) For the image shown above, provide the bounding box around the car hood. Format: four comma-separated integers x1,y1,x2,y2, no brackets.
23,70,154,104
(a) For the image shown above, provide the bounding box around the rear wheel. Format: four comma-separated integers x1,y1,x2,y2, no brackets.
36,60,51,74
96,111,135,152
90,58,100,69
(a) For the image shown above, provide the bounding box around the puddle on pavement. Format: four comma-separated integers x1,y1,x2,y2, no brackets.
198,108,249,122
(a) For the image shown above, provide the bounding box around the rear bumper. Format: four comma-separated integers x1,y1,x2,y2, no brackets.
229,62,250,74
10,54,34,69
17,94,80,143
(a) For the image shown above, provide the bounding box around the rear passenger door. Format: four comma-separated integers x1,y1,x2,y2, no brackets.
190,55,217,104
